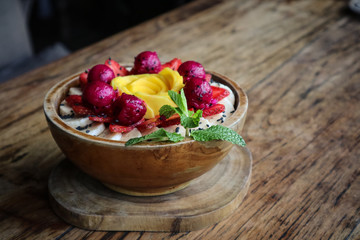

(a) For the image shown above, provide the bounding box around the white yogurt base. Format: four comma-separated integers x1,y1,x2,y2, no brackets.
59,81,235,140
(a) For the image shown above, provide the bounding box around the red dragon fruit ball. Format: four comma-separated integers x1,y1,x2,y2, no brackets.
133,51,162,74
113,93,146,126
184,77,213,110
82,81,116,108
178,61,206,83
87,64,115,84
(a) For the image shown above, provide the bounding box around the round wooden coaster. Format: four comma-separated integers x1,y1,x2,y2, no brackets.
48,146,252,232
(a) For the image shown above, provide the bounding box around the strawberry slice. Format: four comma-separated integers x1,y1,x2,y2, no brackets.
109,118,145,133
211,86,230,101
72,105,95,116
89,115,114,123
161,58,182,71
202,104,225,117
137,116,161,131
158,117,181,127
105,58,129,76
79,70,89,88
65,95,83,106
65,95,94,116
109,124,134,133
205,73,212,82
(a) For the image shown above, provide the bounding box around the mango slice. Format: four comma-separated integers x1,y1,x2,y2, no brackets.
111,68,184,119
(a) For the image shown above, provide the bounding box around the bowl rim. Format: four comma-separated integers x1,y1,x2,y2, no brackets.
43,69,248,149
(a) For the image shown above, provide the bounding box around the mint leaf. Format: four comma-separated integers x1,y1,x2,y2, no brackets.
125,128,184,146
159,105,177,119
168,89,188,116
180,109,203,128
190,125,246,146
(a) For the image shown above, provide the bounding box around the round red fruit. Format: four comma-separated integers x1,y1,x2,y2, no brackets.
88,64,115,84
184,77,213,110
113,93,146,126
178,61,206,83
83,81,116,108
133,51,161,74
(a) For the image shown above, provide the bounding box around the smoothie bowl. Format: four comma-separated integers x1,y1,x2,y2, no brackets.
43,52,248,196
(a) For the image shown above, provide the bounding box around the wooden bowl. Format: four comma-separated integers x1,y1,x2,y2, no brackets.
43,71,248,196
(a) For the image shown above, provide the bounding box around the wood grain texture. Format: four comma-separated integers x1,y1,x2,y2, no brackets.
48,146,251,231
0,0,359,239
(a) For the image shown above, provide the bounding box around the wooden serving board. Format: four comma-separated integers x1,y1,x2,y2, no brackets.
48,146,252,232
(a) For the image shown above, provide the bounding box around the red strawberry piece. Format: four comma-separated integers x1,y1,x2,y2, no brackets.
137,116,161,131
202,104,225,117
158,117,181,128
109,118,145,133
79,70,89,88
65,95,83,106
161,58,182,71
89,115,114,123
65,95,94,116
105,58,129,76
109,124,134,133
72,105,95,116
211,86,230,101
205,73,212,82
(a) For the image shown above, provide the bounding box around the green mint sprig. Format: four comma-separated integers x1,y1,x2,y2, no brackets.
125,128,184,146
125,89,246,147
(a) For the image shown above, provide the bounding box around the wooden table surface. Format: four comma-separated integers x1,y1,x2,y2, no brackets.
1,0,359,239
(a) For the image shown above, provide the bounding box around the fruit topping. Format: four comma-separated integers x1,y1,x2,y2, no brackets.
88,115,114,123
161,58,182,71
113,93,147,126
133,51,162,74
109,118,145,133
105,58,129,77
88,64,115,84
109,124,135,133
65,95,95,116
82,81,116,108
205,73,212,82
79,70,89,88
178,61,206,83
211,86,230,101
183,77,214,110
202,104,225,117
111,68,184,119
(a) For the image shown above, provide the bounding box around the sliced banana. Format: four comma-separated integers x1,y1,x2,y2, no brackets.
163,125,186,137
69,87,83,96
63,117,93,129
121,128,142,142
79,122,105,136
141,127,160,136
99,129,122,141
59,100,74,118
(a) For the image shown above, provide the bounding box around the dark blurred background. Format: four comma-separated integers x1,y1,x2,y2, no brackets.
0,0,193,82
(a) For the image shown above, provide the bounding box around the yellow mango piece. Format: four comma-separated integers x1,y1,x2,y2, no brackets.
111,68,184,119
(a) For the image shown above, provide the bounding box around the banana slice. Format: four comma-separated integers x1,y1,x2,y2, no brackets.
99,129,122,141
69,87,83,96
63,117,93,129
59,100,74,118
163,125,186,137
121,128,142,142
80,122,105,136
